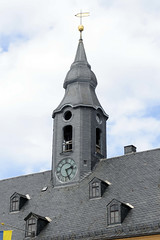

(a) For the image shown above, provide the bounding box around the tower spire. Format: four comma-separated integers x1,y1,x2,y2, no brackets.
62,11,95,90
75,11,90,40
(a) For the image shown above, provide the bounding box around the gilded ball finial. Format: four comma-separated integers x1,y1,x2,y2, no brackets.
78,25,84,32
75,12,89,39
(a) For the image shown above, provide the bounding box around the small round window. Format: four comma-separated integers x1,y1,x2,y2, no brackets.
64,111,72,121
96,113,102,124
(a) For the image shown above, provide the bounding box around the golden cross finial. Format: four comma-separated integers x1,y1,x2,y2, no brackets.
75,11,90,39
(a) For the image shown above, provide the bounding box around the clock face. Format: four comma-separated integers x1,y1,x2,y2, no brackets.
56,158,77,182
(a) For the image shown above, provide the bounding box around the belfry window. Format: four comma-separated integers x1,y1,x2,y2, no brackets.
96,128,101,153
63,125,72,152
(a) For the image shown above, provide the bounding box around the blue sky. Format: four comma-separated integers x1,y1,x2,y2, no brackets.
0,0,160,179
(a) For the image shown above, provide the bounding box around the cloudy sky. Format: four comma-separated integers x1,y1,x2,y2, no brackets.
0,0,160,180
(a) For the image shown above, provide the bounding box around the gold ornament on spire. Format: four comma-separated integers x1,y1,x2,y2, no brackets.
75,11,90,39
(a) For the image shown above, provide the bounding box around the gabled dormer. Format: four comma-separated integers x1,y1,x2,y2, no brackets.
10,192,30,212
107,199,134,225
24,212,51,237
89,177,110,199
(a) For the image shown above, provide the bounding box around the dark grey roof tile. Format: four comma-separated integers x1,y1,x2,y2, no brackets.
0,149,160,239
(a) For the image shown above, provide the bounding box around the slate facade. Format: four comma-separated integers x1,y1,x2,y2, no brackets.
0,35,160,240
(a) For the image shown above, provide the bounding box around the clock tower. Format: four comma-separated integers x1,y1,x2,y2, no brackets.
51,25,108,187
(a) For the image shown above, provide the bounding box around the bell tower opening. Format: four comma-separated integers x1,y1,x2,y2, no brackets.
63,125,72,152
96,128,101,154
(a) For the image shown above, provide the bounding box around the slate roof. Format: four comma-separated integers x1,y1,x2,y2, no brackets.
53,39,108,118
63,39,97,89
0,148,160,239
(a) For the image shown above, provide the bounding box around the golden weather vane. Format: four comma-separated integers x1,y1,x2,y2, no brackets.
75,11,90,39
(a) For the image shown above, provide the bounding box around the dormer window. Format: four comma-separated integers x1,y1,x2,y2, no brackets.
110,204,119,224
11,196,19,212
92,182,100,198
107,199,133,226
63,125,72,152
27,216,36,237
24,212,51,237
10,192,29,212
89,177,110,199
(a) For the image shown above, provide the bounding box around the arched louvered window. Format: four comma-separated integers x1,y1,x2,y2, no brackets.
63,125,72,152
96,128,101,153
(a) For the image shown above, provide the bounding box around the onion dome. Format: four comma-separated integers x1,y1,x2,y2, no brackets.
63,39,97,89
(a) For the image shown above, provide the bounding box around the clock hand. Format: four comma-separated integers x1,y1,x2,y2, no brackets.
66,166,73,171
65,166,73,176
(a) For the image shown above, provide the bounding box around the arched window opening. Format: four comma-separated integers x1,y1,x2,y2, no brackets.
63,125,72,152
96,128,101,153
92,182,100,198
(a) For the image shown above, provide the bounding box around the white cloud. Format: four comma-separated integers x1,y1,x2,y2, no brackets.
0,0,160,179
